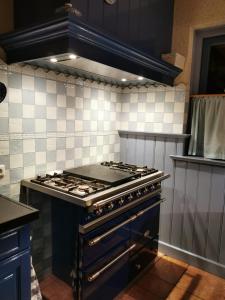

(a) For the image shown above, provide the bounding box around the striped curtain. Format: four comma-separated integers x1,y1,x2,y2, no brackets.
188,95,225,160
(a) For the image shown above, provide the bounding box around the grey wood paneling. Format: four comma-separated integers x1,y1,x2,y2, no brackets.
119,131,225,276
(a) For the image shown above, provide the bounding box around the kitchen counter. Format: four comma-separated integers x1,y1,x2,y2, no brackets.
0,195,39,234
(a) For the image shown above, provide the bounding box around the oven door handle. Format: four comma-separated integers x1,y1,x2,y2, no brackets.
87,243,136,282
87,198,165,247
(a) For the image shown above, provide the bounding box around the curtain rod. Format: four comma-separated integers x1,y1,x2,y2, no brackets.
191,93,225,98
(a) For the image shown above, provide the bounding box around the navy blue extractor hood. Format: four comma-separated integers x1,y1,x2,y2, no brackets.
0,15,181,86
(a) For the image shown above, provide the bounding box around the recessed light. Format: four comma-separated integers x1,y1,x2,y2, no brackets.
69,54,77,60
121,78,127,82
138,76,144,80
50,58,58,63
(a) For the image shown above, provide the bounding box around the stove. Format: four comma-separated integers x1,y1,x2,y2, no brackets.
20,161,169,300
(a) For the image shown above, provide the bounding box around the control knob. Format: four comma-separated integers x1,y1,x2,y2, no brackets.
95,208,103,216
118,198,124,206
136,190,142,197
127,194,133,201
107,202,114,210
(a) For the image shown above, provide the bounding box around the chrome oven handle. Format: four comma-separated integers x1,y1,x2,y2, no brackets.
88,198,165,247
87,243,136,282
92,174,169,209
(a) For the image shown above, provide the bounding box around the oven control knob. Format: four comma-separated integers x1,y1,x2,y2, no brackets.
95,208,103,216
108,203,114,210
118,198,124,206
136,190,142,197
150,185,155,192
127,194,133,201
144,186,149,193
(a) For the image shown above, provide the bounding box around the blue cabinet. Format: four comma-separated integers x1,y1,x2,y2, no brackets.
0,226,31,300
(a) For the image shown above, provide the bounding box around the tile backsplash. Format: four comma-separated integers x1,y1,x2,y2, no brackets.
0,62,187,200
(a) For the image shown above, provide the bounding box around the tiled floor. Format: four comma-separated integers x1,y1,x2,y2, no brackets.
40,254,225,300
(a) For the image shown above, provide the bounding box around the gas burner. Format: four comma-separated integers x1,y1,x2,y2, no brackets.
31,174,110,198
101,161,157,177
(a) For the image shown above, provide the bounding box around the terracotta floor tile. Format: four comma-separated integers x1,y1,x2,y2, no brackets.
177,266,225,300
148,256,187,285
135,272,174,298
166,286,202,300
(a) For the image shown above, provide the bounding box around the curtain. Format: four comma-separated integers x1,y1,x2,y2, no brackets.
188,96,225,160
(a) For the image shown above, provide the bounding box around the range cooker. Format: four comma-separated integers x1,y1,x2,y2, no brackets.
20,161,169,300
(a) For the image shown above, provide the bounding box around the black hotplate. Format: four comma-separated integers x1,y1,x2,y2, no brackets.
64,164,139,186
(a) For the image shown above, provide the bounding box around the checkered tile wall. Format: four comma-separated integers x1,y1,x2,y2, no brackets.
0,62,187,200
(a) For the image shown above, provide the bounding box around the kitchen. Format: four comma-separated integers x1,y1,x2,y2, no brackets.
0,0,225,299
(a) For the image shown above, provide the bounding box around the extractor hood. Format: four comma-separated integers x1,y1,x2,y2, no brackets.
0,15,181,86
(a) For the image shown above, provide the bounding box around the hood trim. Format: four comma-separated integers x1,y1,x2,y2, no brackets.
0,15,181,86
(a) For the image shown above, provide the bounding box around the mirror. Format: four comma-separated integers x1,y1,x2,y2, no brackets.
0,82,7,103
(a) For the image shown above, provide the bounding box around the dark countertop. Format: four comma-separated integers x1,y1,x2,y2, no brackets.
0,195,39,234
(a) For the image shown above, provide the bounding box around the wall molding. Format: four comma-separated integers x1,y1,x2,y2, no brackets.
118,130,190,140
170,155,225,168
159,241,225,279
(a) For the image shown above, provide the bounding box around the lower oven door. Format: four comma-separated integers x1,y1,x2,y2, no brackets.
79,243,135,300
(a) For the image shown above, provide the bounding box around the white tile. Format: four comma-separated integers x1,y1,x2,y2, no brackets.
47,138,56,151
146,113,154,122
103,145,110,154
66,108,75,120
23,139,35,153
153,123,163,132
10,154,23,168
57,120,66,132
22,75,34,90
66,137,74,149
35,92,46,106
98,111,104,120
155,103,164,113
130,93,138,103
122,103,129,112
0,141,9,155
57,149,65,161
174,102,185,113
9,118,22,133
47,106,57,119
75,97,83,109
103,121,110,131
65,160,74,169
129,113,137,122
165,91,175,102
109,135,116,144
138,103,146,112
74,147,82,159
24,166,36,178
91,121,97,131
47,162,57,171
0,103,8,117
57,95,66,107
75,120,83,131
104,101,110,111
173,123,183,133
83,136,90,147
23,104,34,118
98,90,104,100
137,122,145,131
84,87,91,98
83,110,90,120
91,99,98,110
146,93,156,102
46,80,56,94
35,152,46,164
66,85,76,97
90,147,97,156
8,88,22,103
97,136,103,145
82,157,90,165
163,113,173,123
35,119,46,132
10,183,21,196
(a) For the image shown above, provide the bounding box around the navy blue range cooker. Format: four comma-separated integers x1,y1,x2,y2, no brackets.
20,161,169,300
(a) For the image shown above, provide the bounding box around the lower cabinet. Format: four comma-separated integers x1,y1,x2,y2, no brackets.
0,226,31,300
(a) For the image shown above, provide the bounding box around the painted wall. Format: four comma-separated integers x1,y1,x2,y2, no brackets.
0,0,13,34
120,131,225,278
172,0,225,86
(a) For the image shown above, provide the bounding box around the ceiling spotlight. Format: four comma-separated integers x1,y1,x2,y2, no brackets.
138,76,144,80
121,78,127,82
50,58,58,63
69,54,77,60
